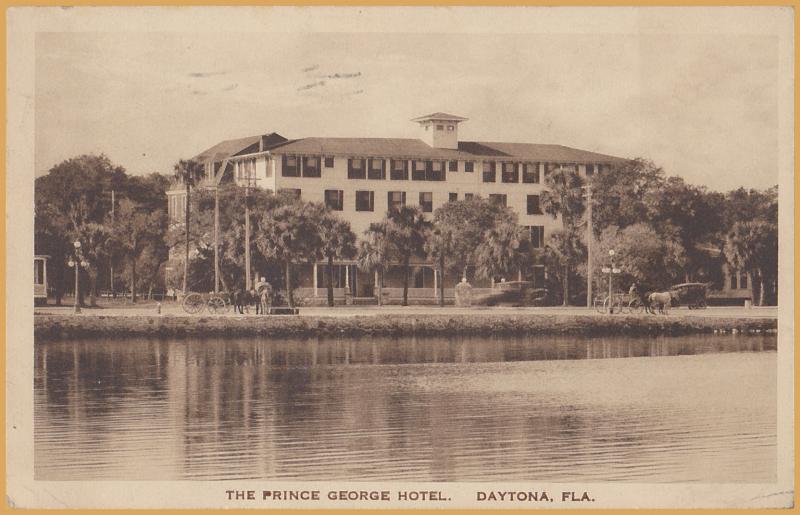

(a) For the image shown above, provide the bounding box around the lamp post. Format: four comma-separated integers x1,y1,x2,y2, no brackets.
68,240,89,314
601,249,621,313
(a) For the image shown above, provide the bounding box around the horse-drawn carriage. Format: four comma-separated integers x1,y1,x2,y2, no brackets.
180,282,287,315
668,282,709,309
181,291,232,314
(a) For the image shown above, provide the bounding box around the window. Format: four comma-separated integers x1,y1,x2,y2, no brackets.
427,161,445,181
449,192,458,202
730,273,738,290
740,273,748,289
355,191,374,212
489,194,507,207
523,163,540,184
302,156,321,178
419,192,433,212
527,195,543,215
368,158,386,180
324,156,335,168
412,160,427,181
545,163,561,177
465,161,474,173
464,193,475,200
238,159,256,180
279,188,301,200
585,164,595,177
388,191,406,210
436,124,444,131
527,226,544,248
482,161,496,182
282,155,300,177
324,190,343,211
447,125,455,131
501,162,519,183
34,260,44,285
449,160,458,172
391,159,408,180
348,158,366,179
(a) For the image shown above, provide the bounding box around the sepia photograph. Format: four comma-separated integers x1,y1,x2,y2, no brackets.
6,5,794,509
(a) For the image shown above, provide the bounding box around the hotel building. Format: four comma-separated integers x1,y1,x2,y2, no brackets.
167,113,627,302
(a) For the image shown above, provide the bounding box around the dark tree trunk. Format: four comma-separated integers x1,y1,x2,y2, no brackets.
402,256,410,306
131,258,137,303
327,255,334,307
285,261,294,308
88,271,98,307
377,267,383,306
439,254,445,307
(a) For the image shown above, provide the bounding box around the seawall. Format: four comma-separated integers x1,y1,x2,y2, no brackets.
34,313,778,342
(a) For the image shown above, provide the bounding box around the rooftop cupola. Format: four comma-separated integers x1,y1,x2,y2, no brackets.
411,112,468,150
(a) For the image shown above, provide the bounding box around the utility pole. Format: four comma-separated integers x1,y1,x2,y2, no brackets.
110,189,115,297
214,185,220,294
245,178,252,291
583,184,593,308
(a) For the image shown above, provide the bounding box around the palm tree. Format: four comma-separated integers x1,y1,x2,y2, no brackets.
173,159,205,294
254,200,323,308
385,206,431,306
357,222,391,306
425,225,455,307
724,220,776,306
474,221,533,284
541,167,585,305
319,213,357,307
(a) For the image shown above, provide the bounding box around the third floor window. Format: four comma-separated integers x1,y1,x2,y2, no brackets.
391,159,408,180
368,158,386,180
501,162,519,183
482,161,496,182
523,163,540,184
348,158,366,179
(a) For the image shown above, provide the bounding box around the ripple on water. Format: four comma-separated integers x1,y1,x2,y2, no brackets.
35,334,776,482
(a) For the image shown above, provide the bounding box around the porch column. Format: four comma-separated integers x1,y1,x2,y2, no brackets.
374,270,379,297
313,263,318,297
345,265,350,289
433,266,438,301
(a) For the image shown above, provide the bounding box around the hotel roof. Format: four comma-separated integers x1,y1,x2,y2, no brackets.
268,137,627,164
193,134,627,165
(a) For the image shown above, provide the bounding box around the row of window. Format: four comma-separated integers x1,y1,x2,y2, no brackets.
731,272,748,290
321,189,543,215
280,155,605,183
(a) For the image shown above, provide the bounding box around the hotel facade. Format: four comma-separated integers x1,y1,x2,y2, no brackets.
167,113,627,302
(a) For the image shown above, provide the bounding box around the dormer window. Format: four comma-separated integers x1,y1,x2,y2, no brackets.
436,124,444,131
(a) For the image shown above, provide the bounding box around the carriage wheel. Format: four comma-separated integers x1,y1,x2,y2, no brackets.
594,297,607,314
182,293,205,314
628,298,644,314
696,299,707,309
207,295,228,314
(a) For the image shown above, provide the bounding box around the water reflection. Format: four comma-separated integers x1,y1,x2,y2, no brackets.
35,334,776,482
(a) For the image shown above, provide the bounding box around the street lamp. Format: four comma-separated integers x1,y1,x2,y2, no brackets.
68,240,89,314
601,249,622,313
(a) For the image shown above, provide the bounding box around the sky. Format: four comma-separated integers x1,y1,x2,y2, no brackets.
34,11,782,192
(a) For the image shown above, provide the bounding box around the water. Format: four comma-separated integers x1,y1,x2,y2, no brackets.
34,334,776,482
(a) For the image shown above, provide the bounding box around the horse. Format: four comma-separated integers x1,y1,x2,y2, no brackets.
648,291,673,315
232,289,258,314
